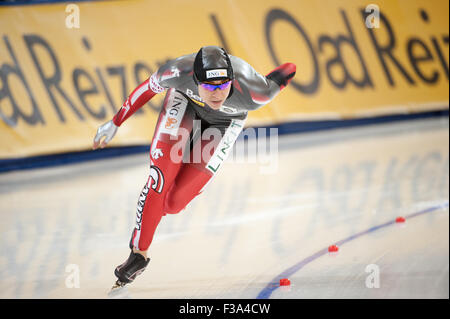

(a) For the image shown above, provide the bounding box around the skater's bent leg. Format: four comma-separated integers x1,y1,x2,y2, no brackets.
129,89,194,252
164,164,213,214
129,145,180,252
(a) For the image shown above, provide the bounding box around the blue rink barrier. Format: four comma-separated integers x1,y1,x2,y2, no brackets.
0,109,448,173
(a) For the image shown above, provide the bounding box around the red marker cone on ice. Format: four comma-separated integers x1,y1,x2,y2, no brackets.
328,245,339,252
395,216,406,223
279,278,290,286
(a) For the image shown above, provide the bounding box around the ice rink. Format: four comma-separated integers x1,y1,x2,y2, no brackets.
0,117,448,299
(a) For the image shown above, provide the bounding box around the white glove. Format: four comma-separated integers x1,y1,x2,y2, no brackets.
93,120,118,149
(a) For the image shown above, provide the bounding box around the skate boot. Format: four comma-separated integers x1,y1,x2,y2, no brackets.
112,250,150,289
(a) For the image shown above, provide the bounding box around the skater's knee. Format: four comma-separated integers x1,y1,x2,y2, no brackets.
163,194,185,214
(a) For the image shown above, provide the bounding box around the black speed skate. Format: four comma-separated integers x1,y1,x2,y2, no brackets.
112,250,150,289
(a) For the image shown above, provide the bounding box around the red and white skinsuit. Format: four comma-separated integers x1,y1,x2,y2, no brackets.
112,53,296,252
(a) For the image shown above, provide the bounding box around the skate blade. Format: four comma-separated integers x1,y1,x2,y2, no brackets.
111,280,126,289
108,281,131,299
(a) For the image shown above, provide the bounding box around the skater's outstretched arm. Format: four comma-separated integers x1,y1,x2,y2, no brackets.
92,75,165,149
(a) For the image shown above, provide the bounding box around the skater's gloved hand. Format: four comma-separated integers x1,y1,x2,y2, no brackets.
266,63,296,90
93,120,118,150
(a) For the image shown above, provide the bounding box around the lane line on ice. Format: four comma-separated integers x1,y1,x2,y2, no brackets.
256,201,449,299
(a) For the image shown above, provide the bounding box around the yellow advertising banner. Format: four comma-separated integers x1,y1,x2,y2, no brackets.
0,0,448,159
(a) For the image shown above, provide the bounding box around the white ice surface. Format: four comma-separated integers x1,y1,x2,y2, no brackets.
0,117,448,299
